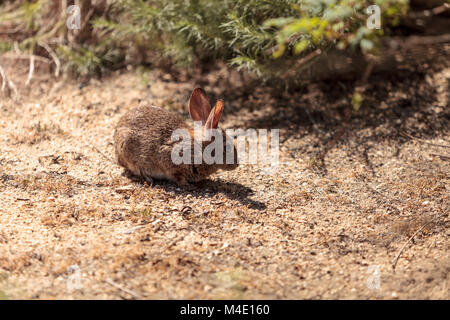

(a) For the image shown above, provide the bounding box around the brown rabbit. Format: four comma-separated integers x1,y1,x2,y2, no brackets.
114,88,238,185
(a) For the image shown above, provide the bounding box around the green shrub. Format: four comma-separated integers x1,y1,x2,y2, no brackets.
97,0,409,77
0,0,410,78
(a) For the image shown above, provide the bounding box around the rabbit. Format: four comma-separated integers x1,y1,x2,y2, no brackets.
114,88,238,185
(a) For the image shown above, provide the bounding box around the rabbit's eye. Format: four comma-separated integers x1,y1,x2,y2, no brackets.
193,167,199,175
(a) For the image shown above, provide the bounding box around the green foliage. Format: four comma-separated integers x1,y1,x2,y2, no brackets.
0,0,122,77
96,0,295,73
267,0,408,59
0,0,410,78
98,0,409,77
0,41,13,53
352,91,364,112
21,0,43,29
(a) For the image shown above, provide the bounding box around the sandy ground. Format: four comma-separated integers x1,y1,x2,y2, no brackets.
0,47,449,299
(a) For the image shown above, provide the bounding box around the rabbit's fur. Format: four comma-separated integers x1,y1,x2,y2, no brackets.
114,88,238,185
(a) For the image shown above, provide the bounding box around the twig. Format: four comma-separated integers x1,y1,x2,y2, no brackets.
0,53,51,63
105,279,142,299
305,108,326,134
353,56,376,109
400,131,450,148
264,33,303,56
391,216,440,271
429,153,450,161
408,3,450,18
25,55,35,86
0,63,7,91
39,42,61,77
0,24,26,35
285,49,322,78
90,145,114,163
430,3,449,15
189,224,203,236
0,63,18,98
386,34,450,50
13,41,20,54
7,78,18,98
361,56,375,83
121,225,144,234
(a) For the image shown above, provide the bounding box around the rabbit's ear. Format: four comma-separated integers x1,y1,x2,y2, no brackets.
205,100,223,129
189,88,211,124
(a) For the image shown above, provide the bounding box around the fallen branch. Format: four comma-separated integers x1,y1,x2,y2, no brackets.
295,34,450,82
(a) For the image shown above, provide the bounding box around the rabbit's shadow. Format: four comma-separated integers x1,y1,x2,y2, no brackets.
123,171,266,210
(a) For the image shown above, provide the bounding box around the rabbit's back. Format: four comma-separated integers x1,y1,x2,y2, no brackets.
114,105,189,179
116,105,187,136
